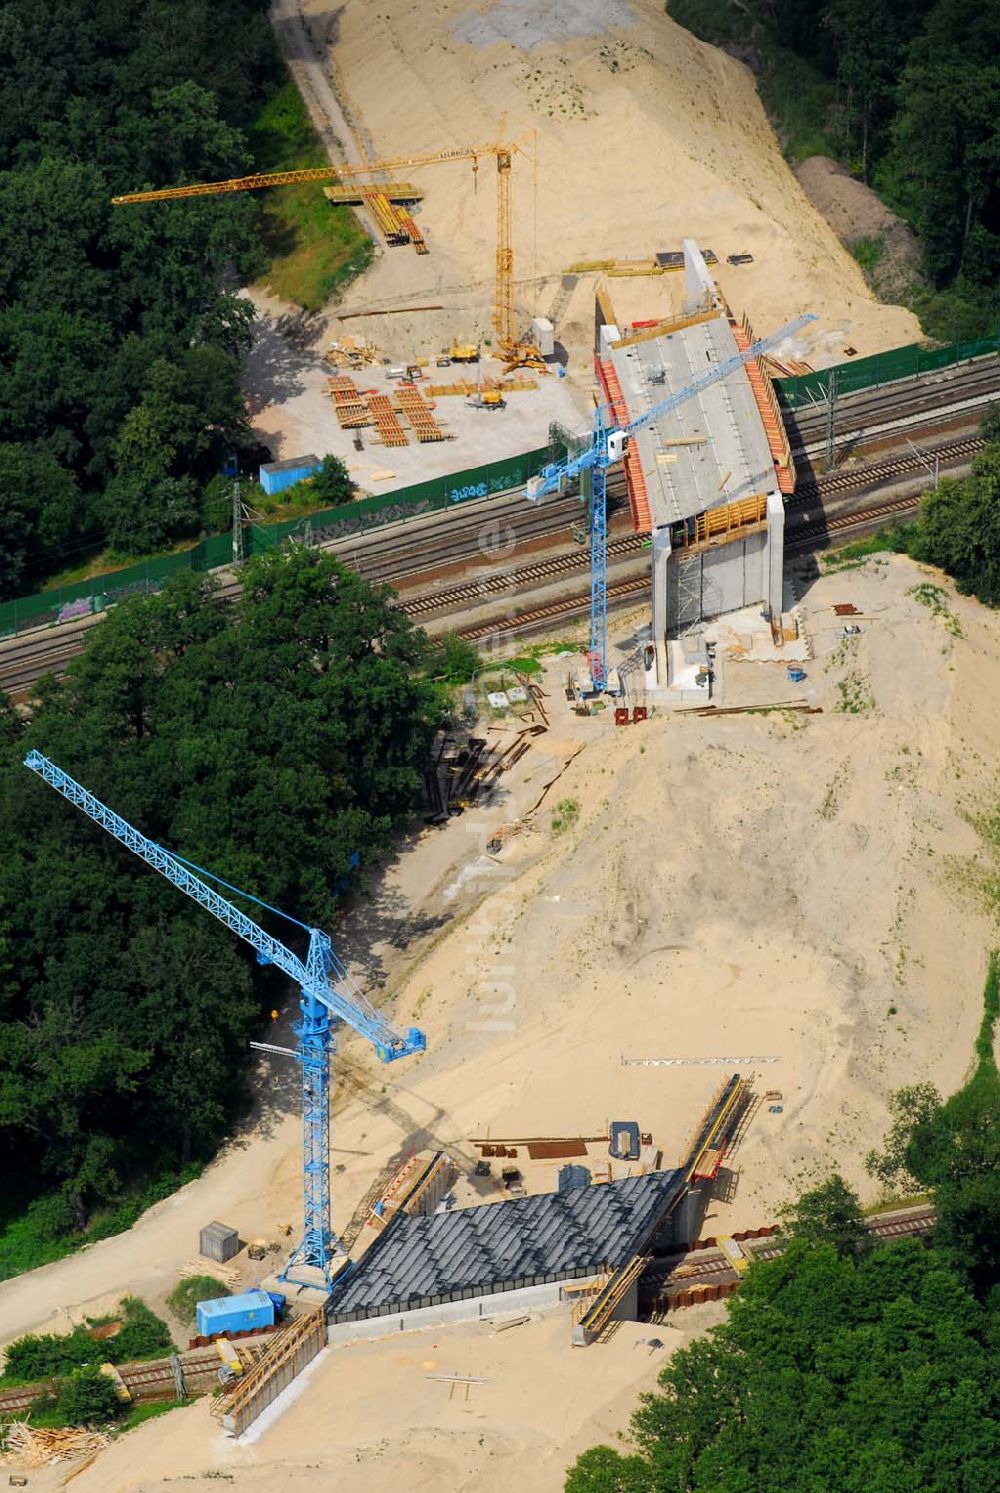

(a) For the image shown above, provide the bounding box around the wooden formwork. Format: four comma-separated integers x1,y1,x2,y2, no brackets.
219,1309,327,1438
325,377,371,429
368,394,409,446
395,386,446,441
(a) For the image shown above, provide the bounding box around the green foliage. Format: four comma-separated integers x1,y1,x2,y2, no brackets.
247,77,373,309
913,443,1000,606
866,956,1000,1291
168,1276,228,1326
551,798,580,835
566,1231,1000,1490
54,1366,123,1426
778,1173,870,1257
0,2,368,587
427,635,482,685
308,455,356,508
2,1298,172,1384
0,550,442,1253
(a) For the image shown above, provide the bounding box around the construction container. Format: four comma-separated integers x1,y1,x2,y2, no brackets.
199,1221,240,1263
259,455,321,496
531,316,555,358
196,1289,275,1341
265,1292,287,1320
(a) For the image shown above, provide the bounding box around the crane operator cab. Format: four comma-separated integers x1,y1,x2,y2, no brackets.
606,430,629,463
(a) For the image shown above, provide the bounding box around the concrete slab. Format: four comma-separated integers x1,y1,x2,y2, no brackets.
608,311,777,528
243,292,590,496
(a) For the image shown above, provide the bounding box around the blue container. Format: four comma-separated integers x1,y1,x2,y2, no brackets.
259,454,321,496
265,1291,287,1319
196,1289,275,1339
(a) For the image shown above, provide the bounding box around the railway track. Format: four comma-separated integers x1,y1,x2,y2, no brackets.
0,1347,242,1416
792,434,985,502
0,388,990,691
786,356,1000,441
453,491,929,640
641,1208,937,1304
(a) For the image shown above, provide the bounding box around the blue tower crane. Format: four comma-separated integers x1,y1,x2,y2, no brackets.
527,313,817,691
23,750,426,1290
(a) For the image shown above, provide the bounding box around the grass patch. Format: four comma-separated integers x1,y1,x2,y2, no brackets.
907,581,962,637
852,236,886,273
551,797,580,835
248,75,373,310
972,952,1000,1084
821,524,916,569
119,1398,192,1432
863,1192,932,1216
167,1276,228,1327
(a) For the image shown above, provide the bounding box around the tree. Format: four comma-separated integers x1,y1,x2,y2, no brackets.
916,445,1000,605
778,1172,870,1258
54,1366,122,1426
565,1233,1000,1490
0,548,444,1238
309,454,355,507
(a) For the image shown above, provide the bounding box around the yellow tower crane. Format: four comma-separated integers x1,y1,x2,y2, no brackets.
111,133,545,374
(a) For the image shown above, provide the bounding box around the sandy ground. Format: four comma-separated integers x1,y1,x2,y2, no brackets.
17,1305,728,1493
4,552,1000,1489
795,156,923,305
272,0,918,375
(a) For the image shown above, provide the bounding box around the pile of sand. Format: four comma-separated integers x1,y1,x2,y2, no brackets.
285,0,920,365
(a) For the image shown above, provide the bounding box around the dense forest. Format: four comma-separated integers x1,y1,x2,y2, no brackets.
566,959,1000,1490
0,548,445,1273
669,0,1000,338
0,0,366,600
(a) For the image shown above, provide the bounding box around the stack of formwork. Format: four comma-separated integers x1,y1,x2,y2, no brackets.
395,385,446,442
368,393,409,447
326,376,370,429
361,190,410,246
396,205,428,254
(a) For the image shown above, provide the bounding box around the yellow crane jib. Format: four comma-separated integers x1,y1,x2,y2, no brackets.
111,129,544,374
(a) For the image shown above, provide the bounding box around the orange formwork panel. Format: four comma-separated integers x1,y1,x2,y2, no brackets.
396,205,428,254
731,316,796,495
596,357,652,534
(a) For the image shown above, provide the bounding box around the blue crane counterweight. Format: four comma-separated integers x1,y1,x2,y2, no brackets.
22,749,426,1290
527,312,817,691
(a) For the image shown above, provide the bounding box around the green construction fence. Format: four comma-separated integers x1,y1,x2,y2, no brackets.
0,443,559,641
775,334,1000,409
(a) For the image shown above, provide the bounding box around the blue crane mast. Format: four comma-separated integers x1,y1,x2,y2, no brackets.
23,750,426,1290
527,313,817,692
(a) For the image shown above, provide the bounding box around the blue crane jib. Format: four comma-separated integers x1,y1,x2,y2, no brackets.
23,749,426,1288
526,312,817,692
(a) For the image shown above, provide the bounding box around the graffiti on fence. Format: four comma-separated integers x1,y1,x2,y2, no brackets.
101,579,163,607
57,597,95,624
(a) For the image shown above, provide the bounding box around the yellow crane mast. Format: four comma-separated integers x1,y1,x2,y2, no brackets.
111,134,545,374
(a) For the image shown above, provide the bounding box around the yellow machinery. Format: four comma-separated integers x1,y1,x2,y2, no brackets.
449,343,480,362
112,129,546,374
